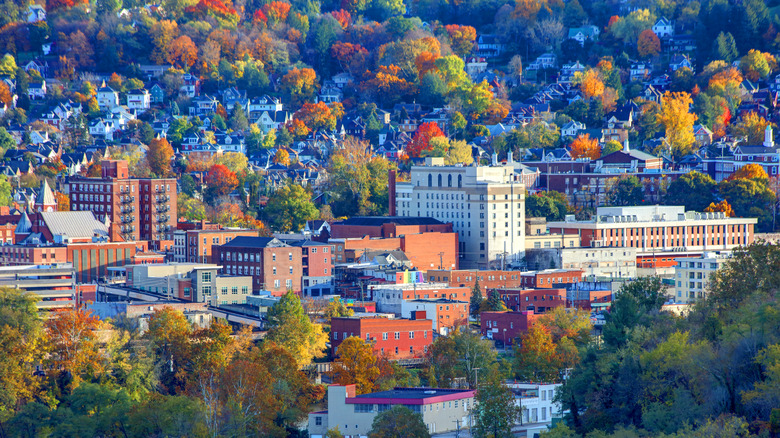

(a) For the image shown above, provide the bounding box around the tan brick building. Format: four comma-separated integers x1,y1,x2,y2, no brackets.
212,236,302,295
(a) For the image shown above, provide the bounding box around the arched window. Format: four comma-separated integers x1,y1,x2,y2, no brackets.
428,174,433,186
438,174,443,187
458,174,463,188
447,174,452,187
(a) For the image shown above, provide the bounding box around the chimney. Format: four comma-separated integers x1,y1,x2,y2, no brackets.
388,169,397,216
623,139,630,152
491,153,498,166
507,151,513,165
764,125,774,147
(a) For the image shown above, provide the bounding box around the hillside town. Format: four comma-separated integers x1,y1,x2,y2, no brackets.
1,0,780,436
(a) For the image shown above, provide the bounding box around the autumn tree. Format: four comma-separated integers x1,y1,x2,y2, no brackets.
637,29,660,58
280,67,318,106
265,291,327,366
657,92,697,160
150,20,179,65
146,138,174,177
329,337,385,394
740,49,777,81
445,24,477,57
730,112,771,145
295,102,340,132
263,184,318,232
273,149,290,166
204,164,239,198
574,69,604,100
360,64,415,107
45,308,103,385
368,406,430,438
704,200,735,217
729,163,769,181
168,36,198,69
569,134,600,160
328,137,395,217
407,122,446,158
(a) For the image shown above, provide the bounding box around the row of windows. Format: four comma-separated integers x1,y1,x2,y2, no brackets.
333,330,429,341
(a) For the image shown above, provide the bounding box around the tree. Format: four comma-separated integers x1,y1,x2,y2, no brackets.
329,337,384,394
730,112,771,145
663,171,717,212
569,134,600,159
740,49,776,81
657,92,697,160
263,184,318,232
714,32,739,63
602,276,665,348
471,373,520,438
602,140,623,155
407,122,446,158
728,163,768,181
228,104,248,132
295,102,339,132
45,308,103,384
328,137,395,217
273,149,290,166
204,164,238,198
212,152,248,175
607,175,644,206
526,191,571,221
704,200,735,217
470,277,483,319
0,54,16,78
514,325,562,382
324,297,353,324
0,175,12,207
146,138,174,177
718,177,775,230
482,289,506,312
178,194,207,221
280,67,318,106
445,24,477,57
265,291,327,366
574,69,604,100
368,405,430,438
167,36,198,69
637,30,660,58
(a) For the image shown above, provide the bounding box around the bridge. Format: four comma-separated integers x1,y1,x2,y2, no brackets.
301,358,427,374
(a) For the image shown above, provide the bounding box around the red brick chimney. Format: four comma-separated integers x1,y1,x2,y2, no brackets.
388,169,396,216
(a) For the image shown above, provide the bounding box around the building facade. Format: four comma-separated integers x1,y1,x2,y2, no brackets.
400,298,469,334
126,263,254,305
673,252,731,304
370,282,471,314
212,236,302,295
330,316,433,359
393,158,526,269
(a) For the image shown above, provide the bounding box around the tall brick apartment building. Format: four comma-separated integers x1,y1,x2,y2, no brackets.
212,236,302,295
68,160,177,242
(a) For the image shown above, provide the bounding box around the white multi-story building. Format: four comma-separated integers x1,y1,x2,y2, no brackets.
394,157,526,269
674,251,731,303
508,382,562,435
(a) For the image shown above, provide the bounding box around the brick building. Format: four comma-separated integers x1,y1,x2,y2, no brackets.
175,228,259,263
499,288,567,313
370,282,471,314
330,216,453,239
283,240,335,297
212,236,302,295
481,311,542,344
425,269,527,297
519,269,584,288
400,298,469,334
68,160,177,242
331,232,458,272
330,316,434,359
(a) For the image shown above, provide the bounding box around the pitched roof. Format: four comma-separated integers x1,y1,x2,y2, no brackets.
15,211,32,234
37,179,56,206
40,211,108,239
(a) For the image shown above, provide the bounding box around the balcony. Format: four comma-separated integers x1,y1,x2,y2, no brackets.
156,215,169,223
155,195,170,203
156,205,169,213
121,216,134,224
120,196,135,204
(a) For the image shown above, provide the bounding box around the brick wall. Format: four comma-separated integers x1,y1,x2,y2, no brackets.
330,317,434,360
480,311,542,344
499,288,567,313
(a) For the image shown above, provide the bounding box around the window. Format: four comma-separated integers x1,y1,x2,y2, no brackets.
273,267,277,275
315,417,322,426
274,280,280,288
201,272,211,282
382,332,388,340
354,404,373,413
409,331,414,339
272,253,276,261
394,332,400,340
289,253,293,261
286,279,293,288
231,287,238,295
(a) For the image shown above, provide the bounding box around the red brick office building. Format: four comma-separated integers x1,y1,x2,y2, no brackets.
212,236,302,295
330,315,434,360
499,288,567,313
481,311,542,345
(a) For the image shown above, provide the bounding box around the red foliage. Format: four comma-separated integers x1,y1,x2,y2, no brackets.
185,0,238,20
48,0,87,10
406,122,446,158
261,1,291,23
253,9,268,23
205,164,239,197
331,9,351,29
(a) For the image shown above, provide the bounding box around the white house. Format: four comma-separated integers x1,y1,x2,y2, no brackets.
27,4,45,22
567,25,600,46
126,89,151,110
652,17,674,37
561,120,586,138
97,85,119,109
27,81,46,100
89,119,118,140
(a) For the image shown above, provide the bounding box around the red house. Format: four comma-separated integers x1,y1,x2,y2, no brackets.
330,315,433,360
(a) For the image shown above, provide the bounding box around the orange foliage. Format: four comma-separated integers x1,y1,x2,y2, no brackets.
253,9,268,23
444,24,477,57
331,42,368,70
362,64,414,103
55,192,70,211
295,102,339,132
569,134,601,160
709,67,743,89
168,36,198,69
45,308,103,380
185,0,239,23
331,9,351,29
286,28,303,43
48,0,87,10
0,82,12,106
287,119,310,138
483,101,510,125
205,164,239,196
704,200,735,217
728,163,769,181
637,29,660,58
415,51,440,79
406,122,446,158
577,69,604,99
261,1,291,24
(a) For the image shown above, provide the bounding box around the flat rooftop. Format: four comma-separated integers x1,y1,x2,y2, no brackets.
351,387,473,401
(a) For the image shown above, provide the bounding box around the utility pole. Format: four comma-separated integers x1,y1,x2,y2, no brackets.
453,419,461,438
473,367,481,389
438,252,444,270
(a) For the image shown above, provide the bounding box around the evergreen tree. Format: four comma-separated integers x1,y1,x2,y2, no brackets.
470,278,483,319
228,104,249,132
714,32,739,63
484,288,505,312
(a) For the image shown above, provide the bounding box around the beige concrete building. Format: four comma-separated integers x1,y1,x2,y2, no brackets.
308,385,475,437
125,263,253,306
526,247,637,278
673,251,731,303
393,157,525,269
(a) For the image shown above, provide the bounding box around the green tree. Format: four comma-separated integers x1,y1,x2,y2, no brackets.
602,140,623,156
0,175,12,207
265,291,327,366
328,137,395,217
526,191,572,221
602,276,666,349
483,288,506,312
228,104,249,132
606,175,644,206
264,184,319,232
718,176,775,230
664,171,717,212
324,297,354,324
470,277,483,319
714,32,739,63
0,54,16,78
471,373,520,438
368,405,430,438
